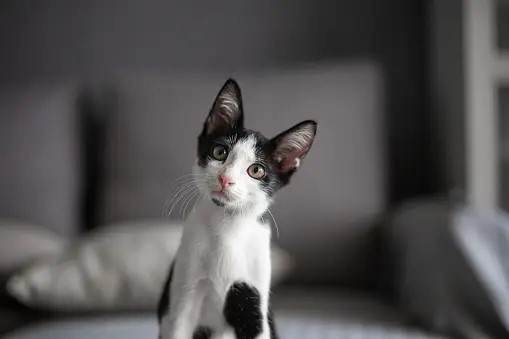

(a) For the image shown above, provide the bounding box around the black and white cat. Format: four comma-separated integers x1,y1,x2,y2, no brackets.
158,79,317,339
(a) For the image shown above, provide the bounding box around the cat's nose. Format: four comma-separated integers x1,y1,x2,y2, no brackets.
219,175,235,190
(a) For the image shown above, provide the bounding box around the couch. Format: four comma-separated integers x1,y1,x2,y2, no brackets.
0,62,460,338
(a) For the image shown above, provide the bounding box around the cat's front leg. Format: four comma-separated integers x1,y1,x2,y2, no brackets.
223,281,273,339
161,289,198,339
161,281,203,339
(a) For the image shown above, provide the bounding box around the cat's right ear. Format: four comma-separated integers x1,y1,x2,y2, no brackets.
202,79,244,136
270,120,317,175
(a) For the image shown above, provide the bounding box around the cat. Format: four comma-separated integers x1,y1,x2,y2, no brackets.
158,78,317,339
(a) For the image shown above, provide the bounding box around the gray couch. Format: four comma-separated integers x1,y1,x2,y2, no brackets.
0,63,449,338
5,289,446,339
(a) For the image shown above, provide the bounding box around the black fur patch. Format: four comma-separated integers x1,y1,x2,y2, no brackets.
224,281,263,339
157,262,174,323
193,326,213,339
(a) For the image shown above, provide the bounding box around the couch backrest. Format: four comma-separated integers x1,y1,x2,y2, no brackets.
0,83,81,236
99,62,386,285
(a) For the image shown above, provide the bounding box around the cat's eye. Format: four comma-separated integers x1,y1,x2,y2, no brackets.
211,145,228,161
247,164,266,179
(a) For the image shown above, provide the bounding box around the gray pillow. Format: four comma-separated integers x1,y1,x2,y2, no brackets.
100,63,385,285
7,220,293,312
0,221,68,274
0,83,81,235
0,220,68,298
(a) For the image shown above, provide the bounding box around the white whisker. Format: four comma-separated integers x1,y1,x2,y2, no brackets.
181,188,200,219
162,176,203,214
180,185,199,212
267,209,280,239
192,192,203,214
162,172,213,217
167,185,199,218
163,181,199,211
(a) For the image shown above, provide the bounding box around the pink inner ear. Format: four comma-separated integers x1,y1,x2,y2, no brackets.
279,158,299,172
273,125,314,173
275,148,306,173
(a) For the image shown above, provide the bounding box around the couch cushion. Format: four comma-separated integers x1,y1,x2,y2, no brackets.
0,83,81,235
100,63,385,284
4,289,446,339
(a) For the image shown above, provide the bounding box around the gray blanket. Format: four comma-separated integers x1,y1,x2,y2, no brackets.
389,199,509,339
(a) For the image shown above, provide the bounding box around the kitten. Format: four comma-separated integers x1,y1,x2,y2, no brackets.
158,79,317,339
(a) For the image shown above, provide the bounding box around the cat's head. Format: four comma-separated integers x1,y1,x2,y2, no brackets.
194,79,317,214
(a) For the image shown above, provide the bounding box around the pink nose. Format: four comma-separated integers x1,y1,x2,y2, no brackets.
219,175,234,190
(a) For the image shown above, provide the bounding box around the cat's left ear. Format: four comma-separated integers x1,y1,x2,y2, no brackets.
271,120,317,174
202,79,244,136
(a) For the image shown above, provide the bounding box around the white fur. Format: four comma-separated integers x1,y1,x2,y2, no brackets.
160,137,273,339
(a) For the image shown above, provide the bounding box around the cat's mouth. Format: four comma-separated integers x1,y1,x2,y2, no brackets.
210,190,236,205
211,190,230,200
211,197,226,207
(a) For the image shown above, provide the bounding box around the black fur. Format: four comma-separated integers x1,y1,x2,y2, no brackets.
157,262,174,323
224,281,263,339
193,326,213,339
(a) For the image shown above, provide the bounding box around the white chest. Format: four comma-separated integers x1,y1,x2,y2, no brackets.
178,206,271,289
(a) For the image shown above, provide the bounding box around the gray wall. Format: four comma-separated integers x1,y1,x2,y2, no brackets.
0,0,433,203
428,0,509,199
428,0,465,195
497,0,509,50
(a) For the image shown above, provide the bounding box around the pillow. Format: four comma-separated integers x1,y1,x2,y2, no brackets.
0,221,68,274
7,220,293,312
0,83,81,235
0,221,68,300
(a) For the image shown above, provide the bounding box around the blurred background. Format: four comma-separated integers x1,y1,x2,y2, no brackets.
1,1,509,338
